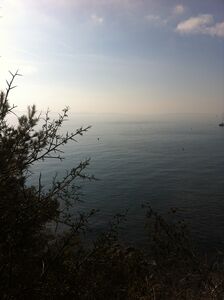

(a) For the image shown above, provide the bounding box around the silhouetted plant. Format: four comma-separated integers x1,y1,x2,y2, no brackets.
0,71,95,299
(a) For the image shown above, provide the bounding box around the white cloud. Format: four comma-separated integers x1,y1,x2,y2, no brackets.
173,4,185,15
175,14,224,38
91,14,104,25
176,14,213,34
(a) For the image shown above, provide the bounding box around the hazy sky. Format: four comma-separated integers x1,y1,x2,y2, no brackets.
0,0,224,114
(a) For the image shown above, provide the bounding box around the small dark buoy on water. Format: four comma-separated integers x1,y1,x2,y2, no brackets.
97,137,100,141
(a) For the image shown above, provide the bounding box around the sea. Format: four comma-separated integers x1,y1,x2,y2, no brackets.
29,113,224,252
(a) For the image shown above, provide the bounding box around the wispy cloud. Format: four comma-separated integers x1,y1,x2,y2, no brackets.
145,14,167,27
207,21,224,38
145,4,185,29
176,14,224,38
173,4,185,16
91,14,104,25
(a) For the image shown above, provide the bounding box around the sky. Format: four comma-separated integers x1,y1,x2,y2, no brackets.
0,0,224,115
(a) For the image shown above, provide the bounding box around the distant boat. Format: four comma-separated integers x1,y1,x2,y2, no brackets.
219,113,224,127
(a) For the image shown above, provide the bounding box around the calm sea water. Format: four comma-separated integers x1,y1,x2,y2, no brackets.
30,113,224,251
